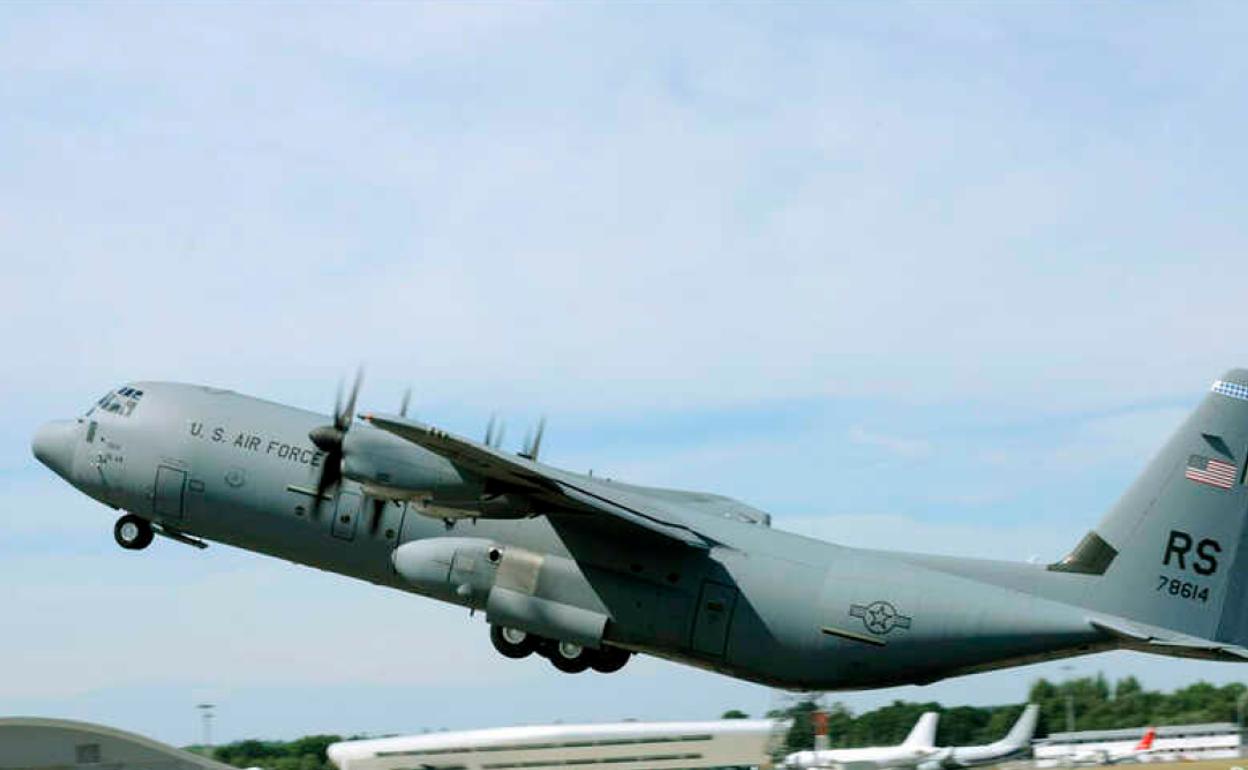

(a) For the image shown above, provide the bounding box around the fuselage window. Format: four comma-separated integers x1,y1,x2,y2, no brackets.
90,388,143,418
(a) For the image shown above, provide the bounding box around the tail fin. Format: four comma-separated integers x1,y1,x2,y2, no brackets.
1053,371,1248,647
1000,705,1040,748
902,712,939,749
1135,728,1156,752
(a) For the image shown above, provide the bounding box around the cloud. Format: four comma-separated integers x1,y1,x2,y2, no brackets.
2,4,1248,418
847,426,932,459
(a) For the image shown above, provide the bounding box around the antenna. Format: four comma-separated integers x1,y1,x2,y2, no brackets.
196,703,215,755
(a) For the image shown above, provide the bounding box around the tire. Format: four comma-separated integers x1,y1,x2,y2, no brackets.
589,645,631,673
114,514,154,551
490,625,536,659
549,641,591,674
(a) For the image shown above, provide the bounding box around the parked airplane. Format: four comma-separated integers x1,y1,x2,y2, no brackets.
784,712,939,770
1059,728,1156,765
916,705,1040,770
30,371,1248,689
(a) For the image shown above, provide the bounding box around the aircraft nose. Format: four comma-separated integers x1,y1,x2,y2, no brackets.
32,420,77,479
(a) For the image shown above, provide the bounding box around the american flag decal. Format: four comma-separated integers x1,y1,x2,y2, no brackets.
1185,454,1237,490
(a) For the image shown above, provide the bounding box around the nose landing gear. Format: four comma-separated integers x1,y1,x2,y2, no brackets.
114,514,154,550
488,625,632,674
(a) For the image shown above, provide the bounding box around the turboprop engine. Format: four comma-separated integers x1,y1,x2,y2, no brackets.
306,373,631,674
336,427,530,519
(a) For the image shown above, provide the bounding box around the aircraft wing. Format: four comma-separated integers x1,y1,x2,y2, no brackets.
362,413,719,549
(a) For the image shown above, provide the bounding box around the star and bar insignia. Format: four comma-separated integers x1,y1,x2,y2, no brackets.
849,601,912,635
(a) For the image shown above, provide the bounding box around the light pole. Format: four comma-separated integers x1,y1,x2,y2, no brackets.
1236,690,1248,742
1061,665,1076,734
196,703,215,756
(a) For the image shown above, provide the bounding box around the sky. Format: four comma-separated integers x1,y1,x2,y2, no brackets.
4,0,1248,748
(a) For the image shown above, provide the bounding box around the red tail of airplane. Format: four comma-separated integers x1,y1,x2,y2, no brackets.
1134,728,1156,752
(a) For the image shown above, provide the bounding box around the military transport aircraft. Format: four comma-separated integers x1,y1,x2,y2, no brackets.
30,371,1248,688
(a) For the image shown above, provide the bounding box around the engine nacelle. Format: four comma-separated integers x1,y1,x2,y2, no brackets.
391,537,500,605
342,427,477,500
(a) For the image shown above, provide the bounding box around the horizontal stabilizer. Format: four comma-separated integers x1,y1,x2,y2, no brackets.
1089,615,1248,661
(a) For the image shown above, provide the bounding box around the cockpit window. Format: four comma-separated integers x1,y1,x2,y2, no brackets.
86,387,144,418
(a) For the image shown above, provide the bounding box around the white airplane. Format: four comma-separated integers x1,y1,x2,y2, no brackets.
917,705,1040,770
785,712,940,770
1058,728,1156,765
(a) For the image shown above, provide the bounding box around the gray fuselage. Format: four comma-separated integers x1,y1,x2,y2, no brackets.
36,382,1114,690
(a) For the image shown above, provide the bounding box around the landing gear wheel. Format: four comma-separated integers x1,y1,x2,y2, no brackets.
550,641,591,674
589,645,632,673
114,514,154,551
490,625,536,659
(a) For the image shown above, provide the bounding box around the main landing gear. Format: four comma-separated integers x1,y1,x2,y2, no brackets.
113,514,154,550
489,624,632,674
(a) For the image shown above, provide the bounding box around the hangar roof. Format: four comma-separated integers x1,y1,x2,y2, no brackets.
0,717,236,770
1040,722,1240,743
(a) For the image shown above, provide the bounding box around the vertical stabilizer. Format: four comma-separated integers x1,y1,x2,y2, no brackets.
999,705,1040,748
903,712,939,749
1054,371,1248,646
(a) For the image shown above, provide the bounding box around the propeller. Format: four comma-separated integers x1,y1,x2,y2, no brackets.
370,385,412,535
519,417,546,461
483,414,506,449
308,368,364,518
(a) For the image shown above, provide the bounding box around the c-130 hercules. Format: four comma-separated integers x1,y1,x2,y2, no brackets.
30,371,1248,688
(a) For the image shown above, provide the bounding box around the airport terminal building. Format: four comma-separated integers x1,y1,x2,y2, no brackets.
328,720,783,770
0,717,235,770
1033,722,1243,766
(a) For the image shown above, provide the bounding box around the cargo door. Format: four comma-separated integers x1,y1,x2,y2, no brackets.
153,466,187,521
691,580,738,657
332,490,361,541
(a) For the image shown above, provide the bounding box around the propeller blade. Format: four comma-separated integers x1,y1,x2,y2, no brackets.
484,415,496,447
311,454,340,519
339,367,364,430
529,417,546,461
399,387,411,418
519,417,546,460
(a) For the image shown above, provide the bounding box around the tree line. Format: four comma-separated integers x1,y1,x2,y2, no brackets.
761,676,1248,756
202,676,1247,769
